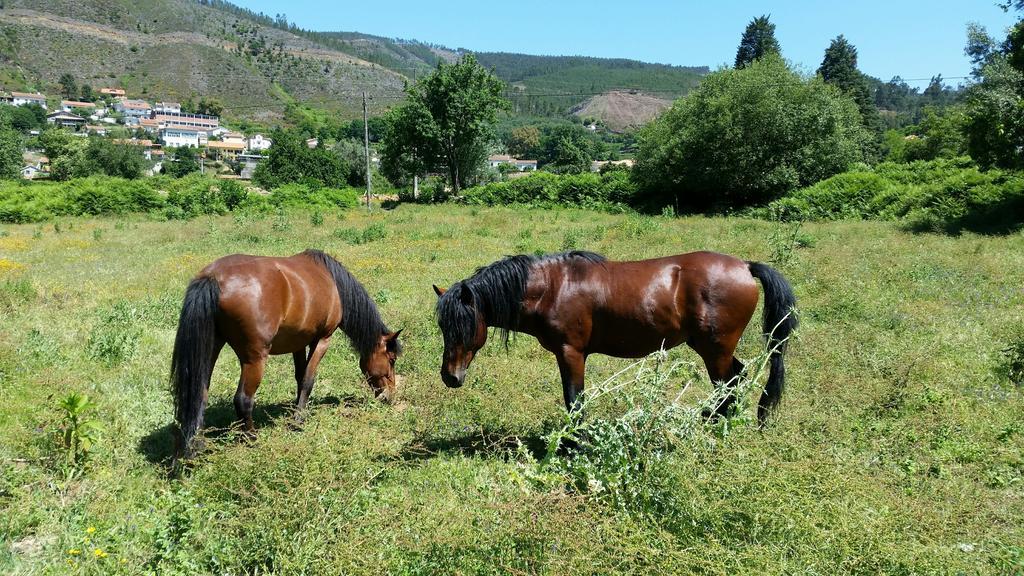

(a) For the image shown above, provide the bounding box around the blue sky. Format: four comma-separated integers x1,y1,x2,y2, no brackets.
236,1,1017,88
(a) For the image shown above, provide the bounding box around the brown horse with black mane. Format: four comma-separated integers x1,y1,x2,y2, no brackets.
171,249,402,460
433,251,796,424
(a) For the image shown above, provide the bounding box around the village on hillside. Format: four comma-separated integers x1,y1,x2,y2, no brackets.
1,87,273,180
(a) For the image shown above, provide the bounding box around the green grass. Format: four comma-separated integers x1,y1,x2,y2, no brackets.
1,205,1022,574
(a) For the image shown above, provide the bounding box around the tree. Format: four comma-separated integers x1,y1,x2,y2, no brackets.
253,128,347,189
39,129,88,181
818,35,883,153
735,15,781,69
0,105,42,133
82,138,145,179
506,125,541,158
0,127,23,179
58,73,78,100
380,54,509,192
80,84,95,103
195,97,223,117
166,146,200,178
538,124,602,173
634,55,872,211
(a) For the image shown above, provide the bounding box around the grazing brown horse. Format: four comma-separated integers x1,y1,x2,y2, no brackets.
171,249,402,459
434,251,796,424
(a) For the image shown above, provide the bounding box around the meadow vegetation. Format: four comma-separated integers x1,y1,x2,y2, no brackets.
0,204,1021,574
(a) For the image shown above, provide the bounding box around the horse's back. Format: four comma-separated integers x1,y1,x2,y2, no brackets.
199,252,340,355
552,251,759,356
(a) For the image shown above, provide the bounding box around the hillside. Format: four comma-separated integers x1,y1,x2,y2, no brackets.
0,0,706,123
572,90,673,131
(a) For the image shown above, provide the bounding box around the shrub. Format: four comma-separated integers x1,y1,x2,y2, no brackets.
461,171,637,210
268,183,360,210
766,157,1024,233
633,55,872,211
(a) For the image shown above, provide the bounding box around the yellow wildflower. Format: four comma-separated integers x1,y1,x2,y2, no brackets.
67,548,81,555
94,548,108,558
86,526,96,534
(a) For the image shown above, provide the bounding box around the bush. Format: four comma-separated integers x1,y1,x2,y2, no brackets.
765,157,1024,233
267,183,360,210
0,175,360,224
461,171,637,210
634,55,872,211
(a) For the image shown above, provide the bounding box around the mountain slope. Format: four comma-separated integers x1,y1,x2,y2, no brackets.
572,90,673,131
0,0,706,124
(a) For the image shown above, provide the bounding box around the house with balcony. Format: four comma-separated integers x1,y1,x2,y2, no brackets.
46,111,86,129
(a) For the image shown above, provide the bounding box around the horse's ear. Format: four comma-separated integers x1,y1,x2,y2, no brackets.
459,284,474,306
385,329,403,353
432,284,446,297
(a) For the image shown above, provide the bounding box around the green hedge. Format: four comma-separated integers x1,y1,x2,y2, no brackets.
460,171,637,210
0,175,363,223
765,158,1024,233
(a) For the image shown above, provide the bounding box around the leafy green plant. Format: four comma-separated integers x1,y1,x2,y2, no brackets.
517,341,780,519
310,210,324,227
55,392,102,477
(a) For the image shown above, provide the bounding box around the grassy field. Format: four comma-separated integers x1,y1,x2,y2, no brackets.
1,205,1022,575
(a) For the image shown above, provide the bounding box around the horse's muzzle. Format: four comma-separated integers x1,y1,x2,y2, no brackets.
441,370,463,388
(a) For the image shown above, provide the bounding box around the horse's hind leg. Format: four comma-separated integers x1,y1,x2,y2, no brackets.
697,340,745,418
234,354,267,434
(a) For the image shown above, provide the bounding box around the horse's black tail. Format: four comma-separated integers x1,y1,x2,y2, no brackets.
171,276,220,461
747,262,798,425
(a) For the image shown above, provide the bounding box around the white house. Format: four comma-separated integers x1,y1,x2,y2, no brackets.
12,92,47,109
153,101,181,114
61,100,97,113
21,164,45,179
247,133,272,152
487,154,537,171
159,126,208,148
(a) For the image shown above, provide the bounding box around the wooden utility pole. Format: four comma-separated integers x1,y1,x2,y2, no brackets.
363,91,371,211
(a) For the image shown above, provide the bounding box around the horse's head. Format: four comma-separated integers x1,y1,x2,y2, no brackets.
360,330,403,403
434,283,487,388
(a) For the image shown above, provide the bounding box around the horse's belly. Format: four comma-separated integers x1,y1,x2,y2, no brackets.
268,324,324,354
587,313,686,358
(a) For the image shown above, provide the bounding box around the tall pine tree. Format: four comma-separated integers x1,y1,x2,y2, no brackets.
735,15,781,69
819,35,882,151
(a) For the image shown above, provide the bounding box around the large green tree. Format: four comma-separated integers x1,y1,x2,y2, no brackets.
735,15,781,69
253,128,347,189
538,124,603,174
39,129,88,181
165,146,200,178
818,35,883,152
380,55,509,192
58,73,78,100
634,55,872,211
963,20,1024,168
82,138,145,179
0,127,23,179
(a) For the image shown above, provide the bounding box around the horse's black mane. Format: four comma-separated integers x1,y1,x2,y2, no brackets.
436,251,606,348
303,249,398,357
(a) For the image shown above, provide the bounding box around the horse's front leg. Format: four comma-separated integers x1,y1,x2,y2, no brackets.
295,336,332,421
556,346,586,414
